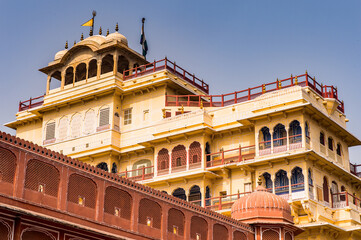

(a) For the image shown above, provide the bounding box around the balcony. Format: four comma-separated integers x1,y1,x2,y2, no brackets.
259,135,303,157
189,192,252,211
165,73,345,113
332,192,361,210
350,163,361,178
18,95,44,111
206,145,256,168
123,58,209,94
119,166,154,181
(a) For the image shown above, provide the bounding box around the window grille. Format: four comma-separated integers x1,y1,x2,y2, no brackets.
45,122,55,140
124,108,132,125
99,107,110,127
84,110,95,134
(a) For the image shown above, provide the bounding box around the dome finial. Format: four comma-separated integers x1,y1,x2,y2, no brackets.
257,175,262,186
80,33,84,41
74,40,76,46
115,23,119,32
89,28,93,36
106,28,109,36
99,26,102,35
65,41,68,49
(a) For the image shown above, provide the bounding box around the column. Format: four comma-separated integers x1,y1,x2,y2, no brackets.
161,205,169,239
97,60,102,80
270,130,274,154
186,147,190,171
96,180,105,222
255,132,260,157
271,174,276,194
60,71,65,90
301,121,306,149
304,163,309,198
85,61,89,82
113,53,118,75
46,75,51,95
287,172,292,200
73,66,76,86
286,127,290,150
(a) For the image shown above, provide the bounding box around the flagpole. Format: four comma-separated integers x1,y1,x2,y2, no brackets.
91,11,96,36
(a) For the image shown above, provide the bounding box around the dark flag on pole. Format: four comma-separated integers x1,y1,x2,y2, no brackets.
140,18,148,58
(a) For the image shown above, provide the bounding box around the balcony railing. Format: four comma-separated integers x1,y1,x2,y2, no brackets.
123,58,209,93
332,191,361,209
350,163,361,178
259,135,303,156
189,192,252,211
165,73,345,113
119,166,154,181
19,95,44,111
206,145,256,168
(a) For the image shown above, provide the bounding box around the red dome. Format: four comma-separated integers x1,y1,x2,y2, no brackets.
231,186,293,224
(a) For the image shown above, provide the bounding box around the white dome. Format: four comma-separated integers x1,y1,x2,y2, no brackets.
54,49,68,60
106,32,128,46
84,35,107,45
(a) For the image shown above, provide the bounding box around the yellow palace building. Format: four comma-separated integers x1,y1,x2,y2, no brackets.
5,28,361,239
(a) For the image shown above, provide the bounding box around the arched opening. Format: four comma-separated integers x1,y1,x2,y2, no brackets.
205,186,211,206
213,224,228,240
132,159,152,178
328,137,334,151
262,229,279,239
58,117,68,141
0,147,17,185
273,123,287,149
118,55,129,75
308,168,314,198
289,120,302,148
336,143,342,156
70,113,82,138
67,174,96,209
138,198,161,229
172,188,186,200
83,109,96,135
331,181,339,205
189,141,201,167
65,67,74,85
305,122,310,144
189,185,201,205
22,229,55,240
0,220,11,240
291,167,304,192
275,170,289,195
157,148,169,175
171,145,187,172
320,132,325,145
75,63,87,82
233,231,247,240
205,142,211,163
96,162,109,172
340,186,346,201
111,162,117,173
323,176,329,203
101,54,114,74
88,59,97,78
45,121,56,142
263,172,273,192
49,71,61,91
259,127,271,150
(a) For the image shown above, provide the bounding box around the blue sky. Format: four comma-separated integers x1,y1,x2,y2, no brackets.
0,0,360,163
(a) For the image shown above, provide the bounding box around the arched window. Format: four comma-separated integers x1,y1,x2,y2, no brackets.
205,186,211,206
275,170,289,195
328,137,334,151
138,198,161,229
84,109,96,135
189,185,201,205
45,121,56,141
96,162,108,172
336,143,342,156
305,122,310,143
340,186,346,201
289,120,302,143
323,177,329,203
49,71,61,91
291,167,304,192
172,188,186,200
58,117,68,141
213,224,228,240
101,54,114,74
0,147,16,185
273,124,287,147
263,172,273,192
233,231,247,240
259,127,271,149
171,145,187,171
104,186,132,220
70,113,82,138
118,55,129,75
88,59,97,78
111,162,117,173
331,181,339,204
205,142,211,163
67,174,96,209
262,229,279,239
189,141,201,166
320,132,325,145
65,67,74,85
157,148,169,174
75,63,87,82
190,216,207,240
132,159,152,178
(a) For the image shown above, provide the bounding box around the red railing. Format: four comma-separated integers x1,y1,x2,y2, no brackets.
332,191,361,209
119,166,154,181
19,95,44,111
165,73,345,113
206,145,255,168
123,58,209,94
350,163,361,178
189,192,252,211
